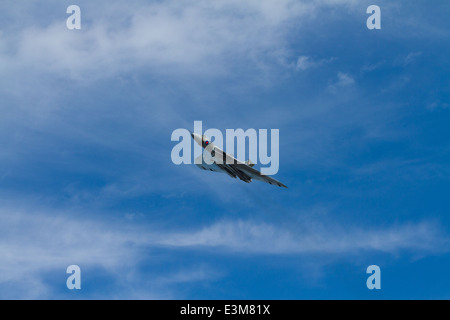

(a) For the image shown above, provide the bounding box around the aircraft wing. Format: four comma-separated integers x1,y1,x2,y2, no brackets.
232,163,288,188
194,154,223,173
211,148,288,188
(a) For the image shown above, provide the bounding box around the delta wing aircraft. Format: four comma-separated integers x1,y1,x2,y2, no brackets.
191,132,287,188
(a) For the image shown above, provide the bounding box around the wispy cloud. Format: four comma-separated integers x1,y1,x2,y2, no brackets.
160,219,448,255
295,55,336,71
0,206,222,299
394,51,423,67
328,72,355,92
428,100,450,111
0,0,368,84
0,0,317,81
0,205,447,298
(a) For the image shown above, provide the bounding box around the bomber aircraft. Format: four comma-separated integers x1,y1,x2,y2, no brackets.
191,132,287,188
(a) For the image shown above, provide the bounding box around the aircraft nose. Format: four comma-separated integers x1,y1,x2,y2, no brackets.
190,132,203,146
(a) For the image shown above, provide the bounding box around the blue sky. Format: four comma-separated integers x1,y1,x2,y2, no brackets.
0,0,449,299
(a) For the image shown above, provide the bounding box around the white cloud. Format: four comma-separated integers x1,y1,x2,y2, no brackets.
328,72,355,92
296,56,336,71
296,56,314,70
0,0,315,81
405,52,422,65
361,60,386,73
0,0,367,83
336,72,355,86
160,219,447,254
0,205,446,298
295,56,316,71
427,100,450,111
395,51,423,67
0,206,222,299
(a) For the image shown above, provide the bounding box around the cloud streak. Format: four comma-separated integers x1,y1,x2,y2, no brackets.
160,219,447,255
0,205,447,298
